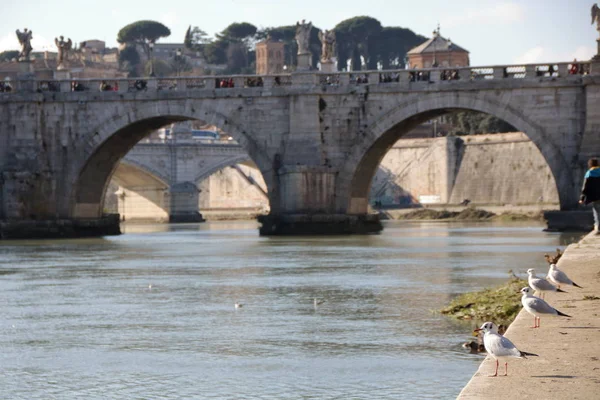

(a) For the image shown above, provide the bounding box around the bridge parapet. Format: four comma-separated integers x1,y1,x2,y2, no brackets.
0,61,590,95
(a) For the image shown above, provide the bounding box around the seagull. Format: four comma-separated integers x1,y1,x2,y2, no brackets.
314,298,325,307
474,321,538,377
546,264,583,289
234,302,243,309
527,268,567,299
519,287,571,328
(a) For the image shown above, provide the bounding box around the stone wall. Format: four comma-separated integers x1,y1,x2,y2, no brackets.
372,132,560,206
448,133,559,205
198,164,268,211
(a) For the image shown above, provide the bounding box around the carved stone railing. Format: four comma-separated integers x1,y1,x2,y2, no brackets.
0,61,591,95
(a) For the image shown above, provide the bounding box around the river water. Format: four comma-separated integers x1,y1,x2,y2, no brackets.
0,220,581,399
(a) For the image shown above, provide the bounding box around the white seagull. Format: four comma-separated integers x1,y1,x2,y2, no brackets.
519,287,571,328
527,268,567,299
234,302,243,309
474,321,538,377
546,264,583,290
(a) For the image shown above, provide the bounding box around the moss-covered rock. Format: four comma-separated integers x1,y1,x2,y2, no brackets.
440,277,527,327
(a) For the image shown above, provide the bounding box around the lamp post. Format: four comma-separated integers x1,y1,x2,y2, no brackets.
175,47,182,76
149,42,155,77
431,29,438,68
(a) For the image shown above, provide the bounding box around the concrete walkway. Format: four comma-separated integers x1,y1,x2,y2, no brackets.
458,232,600,399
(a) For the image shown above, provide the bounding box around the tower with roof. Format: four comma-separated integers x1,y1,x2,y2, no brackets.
406,26,469,69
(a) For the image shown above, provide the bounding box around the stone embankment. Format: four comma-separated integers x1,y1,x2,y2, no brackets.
458,232,600,399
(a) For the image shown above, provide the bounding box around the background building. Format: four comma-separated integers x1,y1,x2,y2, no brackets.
255,37,285,75
407,27,469,69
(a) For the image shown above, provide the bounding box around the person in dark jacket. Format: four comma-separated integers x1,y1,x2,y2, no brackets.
579,158,600,233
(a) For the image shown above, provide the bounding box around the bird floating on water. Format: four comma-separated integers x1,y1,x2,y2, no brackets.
474,321,538,377
314,298,325,307
519,287,571,328
235,302,243,309
546,264,583,289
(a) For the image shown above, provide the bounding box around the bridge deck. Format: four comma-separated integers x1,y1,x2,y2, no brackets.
0,61,590,96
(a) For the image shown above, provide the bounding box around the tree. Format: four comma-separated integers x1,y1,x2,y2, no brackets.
118,46,141,77
0,50,19,62
117,20,171,58
446,111,517,135
185,25,211,51
219,22,257,41
371,27,426,70
334,16,382,70
144,59,173,77
226,41,249,73
211,22,258,73
203,39,228,65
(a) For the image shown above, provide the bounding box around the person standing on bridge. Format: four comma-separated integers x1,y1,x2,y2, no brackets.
579,158,600,233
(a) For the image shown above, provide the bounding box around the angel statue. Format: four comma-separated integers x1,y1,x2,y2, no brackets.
55,36,73,70
318,29,336,62
295,19,312,55
593,4,600,59
15,28,33,61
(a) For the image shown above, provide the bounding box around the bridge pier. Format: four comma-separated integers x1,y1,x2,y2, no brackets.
0,214,121,240
258,213,382,235
167,182,205,223
260,166,383,235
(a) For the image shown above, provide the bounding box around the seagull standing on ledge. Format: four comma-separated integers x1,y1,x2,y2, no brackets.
474,321,538,377
546,264,583,289
519,287,571,328
527,268,567,299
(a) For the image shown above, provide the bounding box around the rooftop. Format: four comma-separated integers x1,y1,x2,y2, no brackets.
407,28,469,55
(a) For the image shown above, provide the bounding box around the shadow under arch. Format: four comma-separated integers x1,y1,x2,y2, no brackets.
340,93,574,214
192,155,251,184
70,103,273,219
110,161,170,216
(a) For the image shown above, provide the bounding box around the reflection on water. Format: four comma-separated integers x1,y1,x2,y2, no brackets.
0,221,582,399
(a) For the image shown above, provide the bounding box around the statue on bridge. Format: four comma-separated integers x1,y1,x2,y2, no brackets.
593,4,600,59
295,20,312,55
55,35,73,70
318,29,336,62
15,28,33,62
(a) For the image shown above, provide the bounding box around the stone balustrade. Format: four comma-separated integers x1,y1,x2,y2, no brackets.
0,61,592,95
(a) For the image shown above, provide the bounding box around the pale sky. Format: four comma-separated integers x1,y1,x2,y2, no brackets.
0,0,597,65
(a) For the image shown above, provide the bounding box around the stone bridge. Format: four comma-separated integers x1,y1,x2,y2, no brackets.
1,61,599,237
113,136,265,222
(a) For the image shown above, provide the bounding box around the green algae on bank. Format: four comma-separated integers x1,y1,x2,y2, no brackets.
392,207,543,222
440,277,527,327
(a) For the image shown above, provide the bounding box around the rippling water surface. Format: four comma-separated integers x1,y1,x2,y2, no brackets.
0,220,581,399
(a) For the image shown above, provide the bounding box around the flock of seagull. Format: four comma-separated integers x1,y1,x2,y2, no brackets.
476,263,582,377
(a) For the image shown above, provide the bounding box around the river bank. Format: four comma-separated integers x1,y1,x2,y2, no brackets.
458,231,600,399
380,206,546,222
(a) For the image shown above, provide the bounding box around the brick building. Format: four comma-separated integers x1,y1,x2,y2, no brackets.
255,37,285,75
407,27,469,69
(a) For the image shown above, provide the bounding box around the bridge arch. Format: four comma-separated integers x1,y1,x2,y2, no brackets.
339,91,575,213
192,155,252,183
117,159,171,187
69,101,274,219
